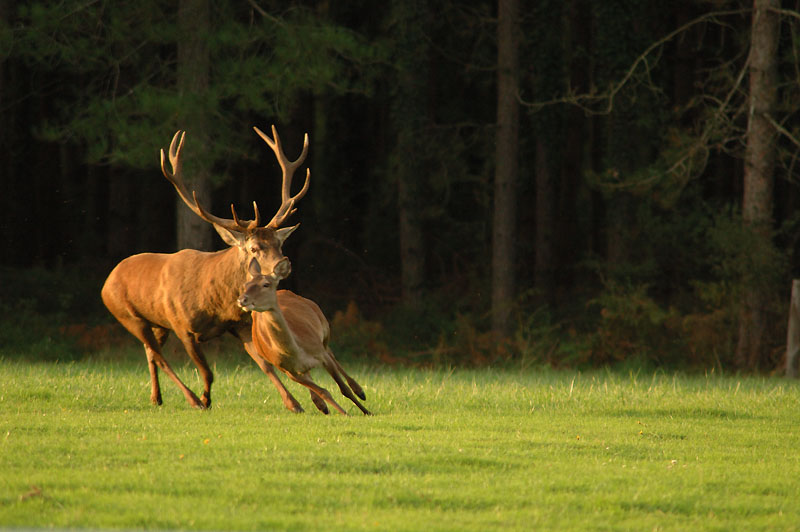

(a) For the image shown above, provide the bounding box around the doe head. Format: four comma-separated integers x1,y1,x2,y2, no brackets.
238,257,291,312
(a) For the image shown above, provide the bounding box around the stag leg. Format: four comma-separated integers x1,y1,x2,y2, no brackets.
176,334,214,408
116,318,204,408
322,356,371,416
145,345,162,406
147,348,205,409
286,371,349,416
146,327,171,405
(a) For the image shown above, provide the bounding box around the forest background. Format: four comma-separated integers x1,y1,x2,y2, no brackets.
1,0,800,373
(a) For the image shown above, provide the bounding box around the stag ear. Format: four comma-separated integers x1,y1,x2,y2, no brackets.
214,224,245,247
275,224,299,246
272,257,292,280
248,257,262,277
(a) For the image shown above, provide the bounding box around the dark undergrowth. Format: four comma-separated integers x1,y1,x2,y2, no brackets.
0,264,788,375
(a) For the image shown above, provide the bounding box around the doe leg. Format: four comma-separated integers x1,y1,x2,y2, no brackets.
287,372,349,416
309,391,330,414
242,339,304,413
327,351,366,400
324,359,371,415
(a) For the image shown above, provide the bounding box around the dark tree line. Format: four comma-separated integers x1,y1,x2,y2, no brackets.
1,0,800,371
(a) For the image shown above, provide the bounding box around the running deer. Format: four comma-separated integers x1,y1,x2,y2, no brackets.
238,257,371,416
101,126,310,411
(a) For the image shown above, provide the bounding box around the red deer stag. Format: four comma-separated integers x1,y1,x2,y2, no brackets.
101,126,310,411
238,258,371,416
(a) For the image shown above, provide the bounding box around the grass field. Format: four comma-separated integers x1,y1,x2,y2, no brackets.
1,349,799,531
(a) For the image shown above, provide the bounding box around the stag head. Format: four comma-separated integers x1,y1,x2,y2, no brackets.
160,126,310,274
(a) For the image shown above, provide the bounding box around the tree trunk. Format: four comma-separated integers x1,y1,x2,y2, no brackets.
785,280,800,377
391,0,429,308
735,0,779,371
0,0,13,264
492,0,520,341
534,138,554,298
176,0,213,251
559,0,590,291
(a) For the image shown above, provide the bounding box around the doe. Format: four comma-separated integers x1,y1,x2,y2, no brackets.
238,257,371,415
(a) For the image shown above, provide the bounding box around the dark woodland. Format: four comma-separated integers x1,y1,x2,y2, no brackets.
2,0,800,372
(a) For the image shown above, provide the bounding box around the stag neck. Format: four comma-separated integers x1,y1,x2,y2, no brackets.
203,246,249,301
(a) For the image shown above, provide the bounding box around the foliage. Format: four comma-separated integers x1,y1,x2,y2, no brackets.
4,1,800,372
329,301,390,362
706,208,789,296
12,1,388,170
575,202,791,370
587,281,684,366
0,265,110,362
1,359,799,530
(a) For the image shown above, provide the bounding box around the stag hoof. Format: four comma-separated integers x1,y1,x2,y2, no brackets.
286,403,305,414
201,392,212,409
185,391,206,409
151,394,163,406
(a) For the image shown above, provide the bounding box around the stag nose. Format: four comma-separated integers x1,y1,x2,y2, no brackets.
237,294,249,309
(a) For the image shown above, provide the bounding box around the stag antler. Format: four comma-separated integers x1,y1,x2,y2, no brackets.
160,131,258,232
253,125,311,228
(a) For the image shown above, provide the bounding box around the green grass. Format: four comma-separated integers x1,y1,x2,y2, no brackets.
1,350,799,531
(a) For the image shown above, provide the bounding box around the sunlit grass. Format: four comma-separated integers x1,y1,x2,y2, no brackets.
1,355,798,531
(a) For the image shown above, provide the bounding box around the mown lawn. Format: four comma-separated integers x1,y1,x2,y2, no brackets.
0,352,798,531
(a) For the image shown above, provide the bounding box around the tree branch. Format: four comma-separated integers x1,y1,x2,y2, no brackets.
768,7,800,21
245,0,283,26
765,113,800,150
519,8,752,115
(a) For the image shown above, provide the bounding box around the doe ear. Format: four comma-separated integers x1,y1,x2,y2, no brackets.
214,224,245,248
275,223,299,246
272,257,292,280
248,257,262,277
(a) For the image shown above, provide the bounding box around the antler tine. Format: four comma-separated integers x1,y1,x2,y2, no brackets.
161,131,204,219
280,132,310,202
160,131,185,185
267,168,311,228
169,130,184,163
252,201,262,227
253,125,311,228
228,201,262,230
161,130,245,234
230,204,244,228
190,191,243,234
192,191,227,228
